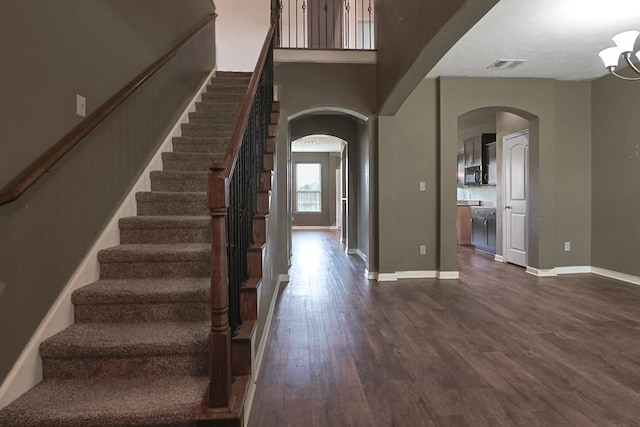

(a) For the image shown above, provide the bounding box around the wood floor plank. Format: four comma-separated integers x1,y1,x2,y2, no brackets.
248,233,640,426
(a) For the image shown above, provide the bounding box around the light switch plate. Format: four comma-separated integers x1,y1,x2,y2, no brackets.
419,181,426,191
76,94,86,117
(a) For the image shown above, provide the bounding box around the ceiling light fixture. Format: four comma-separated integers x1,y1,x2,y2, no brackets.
598,30,640,81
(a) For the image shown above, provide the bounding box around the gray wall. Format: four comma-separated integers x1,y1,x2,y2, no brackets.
291,153,339,227
274,62,377,272
375,0,498,114
592,74,640,276
0,1,215,383
377,77,592,275
378,79,439,273
439,78,591,272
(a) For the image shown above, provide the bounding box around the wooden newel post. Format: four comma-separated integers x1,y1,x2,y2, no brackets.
207,167,232,408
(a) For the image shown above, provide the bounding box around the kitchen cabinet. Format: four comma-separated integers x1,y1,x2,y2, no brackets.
456,206,472,245
463,133,496,168
471,207,496,255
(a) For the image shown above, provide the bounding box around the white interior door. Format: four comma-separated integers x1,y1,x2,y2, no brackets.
503,131,529,267
336,169,342,228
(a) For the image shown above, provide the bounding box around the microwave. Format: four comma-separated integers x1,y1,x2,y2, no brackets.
464,166,484,186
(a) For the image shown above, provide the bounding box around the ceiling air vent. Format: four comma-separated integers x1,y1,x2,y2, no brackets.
487,59,527,70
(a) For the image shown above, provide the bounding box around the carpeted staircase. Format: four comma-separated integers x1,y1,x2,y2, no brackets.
0,72,253,426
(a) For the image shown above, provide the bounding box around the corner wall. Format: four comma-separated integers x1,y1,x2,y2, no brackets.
591,74,640,277
0,1,215,383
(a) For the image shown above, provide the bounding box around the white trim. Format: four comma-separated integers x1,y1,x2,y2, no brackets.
398,271,437,279
555,266,592,275
274,48,377,64
592,267,640,286
356,249,367,262
437,271,460,280
0,68,215,410
291,226,338,230
377,271,439,281
526,266,558,277
364,270,378,280
494,254,504,262
346,249,358,255
244,273,288,426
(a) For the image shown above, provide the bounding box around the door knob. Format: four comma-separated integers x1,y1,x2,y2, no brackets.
504,205,512,210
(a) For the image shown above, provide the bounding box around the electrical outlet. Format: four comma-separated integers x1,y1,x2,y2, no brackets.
419,181,426,192
76,94,86,117
564,241,571,251
419,245,426,255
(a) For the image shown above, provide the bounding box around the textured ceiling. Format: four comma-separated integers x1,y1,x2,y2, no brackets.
430,0,640,80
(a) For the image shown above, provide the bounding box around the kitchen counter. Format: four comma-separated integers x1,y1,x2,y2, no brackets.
457,200,481,206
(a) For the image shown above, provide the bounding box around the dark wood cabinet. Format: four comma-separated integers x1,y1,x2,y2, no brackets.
471,207,496,255
463,133,496,169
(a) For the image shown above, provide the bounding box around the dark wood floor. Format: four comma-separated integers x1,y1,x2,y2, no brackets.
248,231,640,426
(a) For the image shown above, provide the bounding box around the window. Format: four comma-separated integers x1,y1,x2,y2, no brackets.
295,163,322,212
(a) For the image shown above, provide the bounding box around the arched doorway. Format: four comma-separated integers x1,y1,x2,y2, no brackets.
285,109,376,277
454,107,539,272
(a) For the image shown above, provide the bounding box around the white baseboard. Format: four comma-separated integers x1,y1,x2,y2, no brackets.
555,266,592,275
494,255,504,262
526,266,558,277
364,270,378,280
356,249,367,262
244,273,288,426
377,271,438,281
591,267,640,286
437,271,460,280
346,249,358,255
291,226,338,230
0,68,216,410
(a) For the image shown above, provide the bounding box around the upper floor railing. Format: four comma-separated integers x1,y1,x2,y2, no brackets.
274,0,375,50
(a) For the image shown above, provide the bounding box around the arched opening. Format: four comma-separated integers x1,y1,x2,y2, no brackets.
454,106,539,273
285,108,374,276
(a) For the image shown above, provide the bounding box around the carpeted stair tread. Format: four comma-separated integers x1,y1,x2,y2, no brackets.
149,171,209,193
136,191,208,216
98,243,210,263
72,278,210,305
119,215,210,230
40,321,209,357
172,136,229,153
136,191,206,202
0,376,208,427
162,152,225,172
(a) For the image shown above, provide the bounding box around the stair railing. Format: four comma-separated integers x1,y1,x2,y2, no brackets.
206,24,275,408
273,0,375,49
0,14,216,206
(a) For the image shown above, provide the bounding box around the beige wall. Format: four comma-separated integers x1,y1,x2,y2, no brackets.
591,74,640,276
378,79,439,273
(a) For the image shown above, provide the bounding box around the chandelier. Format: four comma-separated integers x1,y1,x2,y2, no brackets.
598,30,640,80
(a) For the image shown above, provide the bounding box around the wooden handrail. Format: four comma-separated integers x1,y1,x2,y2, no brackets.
0,14,216,206
216,25,276,179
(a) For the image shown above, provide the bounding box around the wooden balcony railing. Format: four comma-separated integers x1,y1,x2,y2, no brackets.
206,24,275,409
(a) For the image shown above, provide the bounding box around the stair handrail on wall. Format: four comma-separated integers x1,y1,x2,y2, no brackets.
205,24,275,409
0,14,216,206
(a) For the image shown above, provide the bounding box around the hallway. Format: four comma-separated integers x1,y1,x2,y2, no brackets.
248,230,640,426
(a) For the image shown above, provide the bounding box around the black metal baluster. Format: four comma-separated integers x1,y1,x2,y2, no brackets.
302,1,307,47
324,1,328,48
368,0,372,49
296,0,299,47
278,0,284,47
345,1,350,49
288,0,292,47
